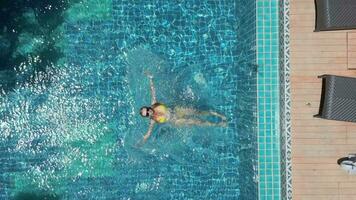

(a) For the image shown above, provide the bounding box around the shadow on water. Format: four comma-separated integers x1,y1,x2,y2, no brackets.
0,0,75,91
13,192,60,200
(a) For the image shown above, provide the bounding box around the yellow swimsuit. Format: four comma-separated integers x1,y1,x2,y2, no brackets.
152,103,169,123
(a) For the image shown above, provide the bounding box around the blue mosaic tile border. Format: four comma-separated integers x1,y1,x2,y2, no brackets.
279,0,292,199
256,1,281,200
257,0,292,199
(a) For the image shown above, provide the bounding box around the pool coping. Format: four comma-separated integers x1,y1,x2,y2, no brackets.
279,0,292,199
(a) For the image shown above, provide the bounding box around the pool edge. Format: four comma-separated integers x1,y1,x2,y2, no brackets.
279,0,292,199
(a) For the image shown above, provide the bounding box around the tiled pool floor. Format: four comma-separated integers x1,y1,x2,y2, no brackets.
290,0,356,199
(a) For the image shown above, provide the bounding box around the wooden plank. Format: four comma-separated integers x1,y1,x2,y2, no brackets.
292,132,347,139
292,144,356,157
292,126,347,133
292,119,348,127
292,175,356,182
291,66,348,72
292,33,346,40
340,196,356,200
339,188,356,195
339,182,356,187
293,195,339,200
291,70,356,76
292,51,346,58
293,186,339,195
290,45,347,52
347,33,356,69
293,138,347,145
292,157,340,164
292,39,347,46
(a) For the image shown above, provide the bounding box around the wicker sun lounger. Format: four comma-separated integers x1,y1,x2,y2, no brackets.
314,75,356,122
315,0,356,31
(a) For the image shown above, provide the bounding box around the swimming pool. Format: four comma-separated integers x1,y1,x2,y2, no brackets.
0,0,290,199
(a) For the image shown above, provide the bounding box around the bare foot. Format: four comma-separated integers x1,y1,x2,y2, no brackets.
218,121,228,127
210,111,227,121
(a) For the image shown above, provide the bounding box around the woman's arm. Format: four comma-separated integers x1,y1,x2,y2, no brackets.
149,77,157,104
136,120,155,147
145,72,157,104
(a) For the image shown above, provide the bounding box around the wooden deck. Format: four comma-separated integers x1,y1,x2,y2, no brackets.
290,0,356,199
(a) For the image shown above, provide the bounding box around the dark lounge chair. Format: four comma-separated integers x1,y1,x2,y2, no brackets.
314,75,356,122
315,0,356,31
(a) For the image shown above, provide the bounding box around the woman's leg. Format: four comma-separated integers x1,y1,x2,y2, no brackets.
174,107,227,121
195,110,227,121
173,118,227,127
173,107,196,118
173,107,227,127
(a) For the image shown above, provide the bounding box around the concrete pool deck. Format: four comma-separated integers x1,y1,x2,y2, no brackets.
290,0,356,199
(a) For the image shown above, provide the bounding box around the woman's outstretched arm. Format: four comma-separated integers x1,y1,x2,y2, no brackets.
145,72,157,104
136,120,155,147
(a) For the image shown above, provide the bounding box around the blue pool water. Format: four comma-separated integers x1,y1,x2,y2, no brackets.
0,0,257,199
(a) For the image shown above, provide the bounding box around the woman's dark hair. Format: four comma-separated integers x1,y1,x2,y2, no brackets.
140,106,151,117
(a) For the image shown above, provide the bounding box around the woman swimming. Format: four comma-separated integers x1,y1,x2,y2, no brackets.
138,72,227,145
